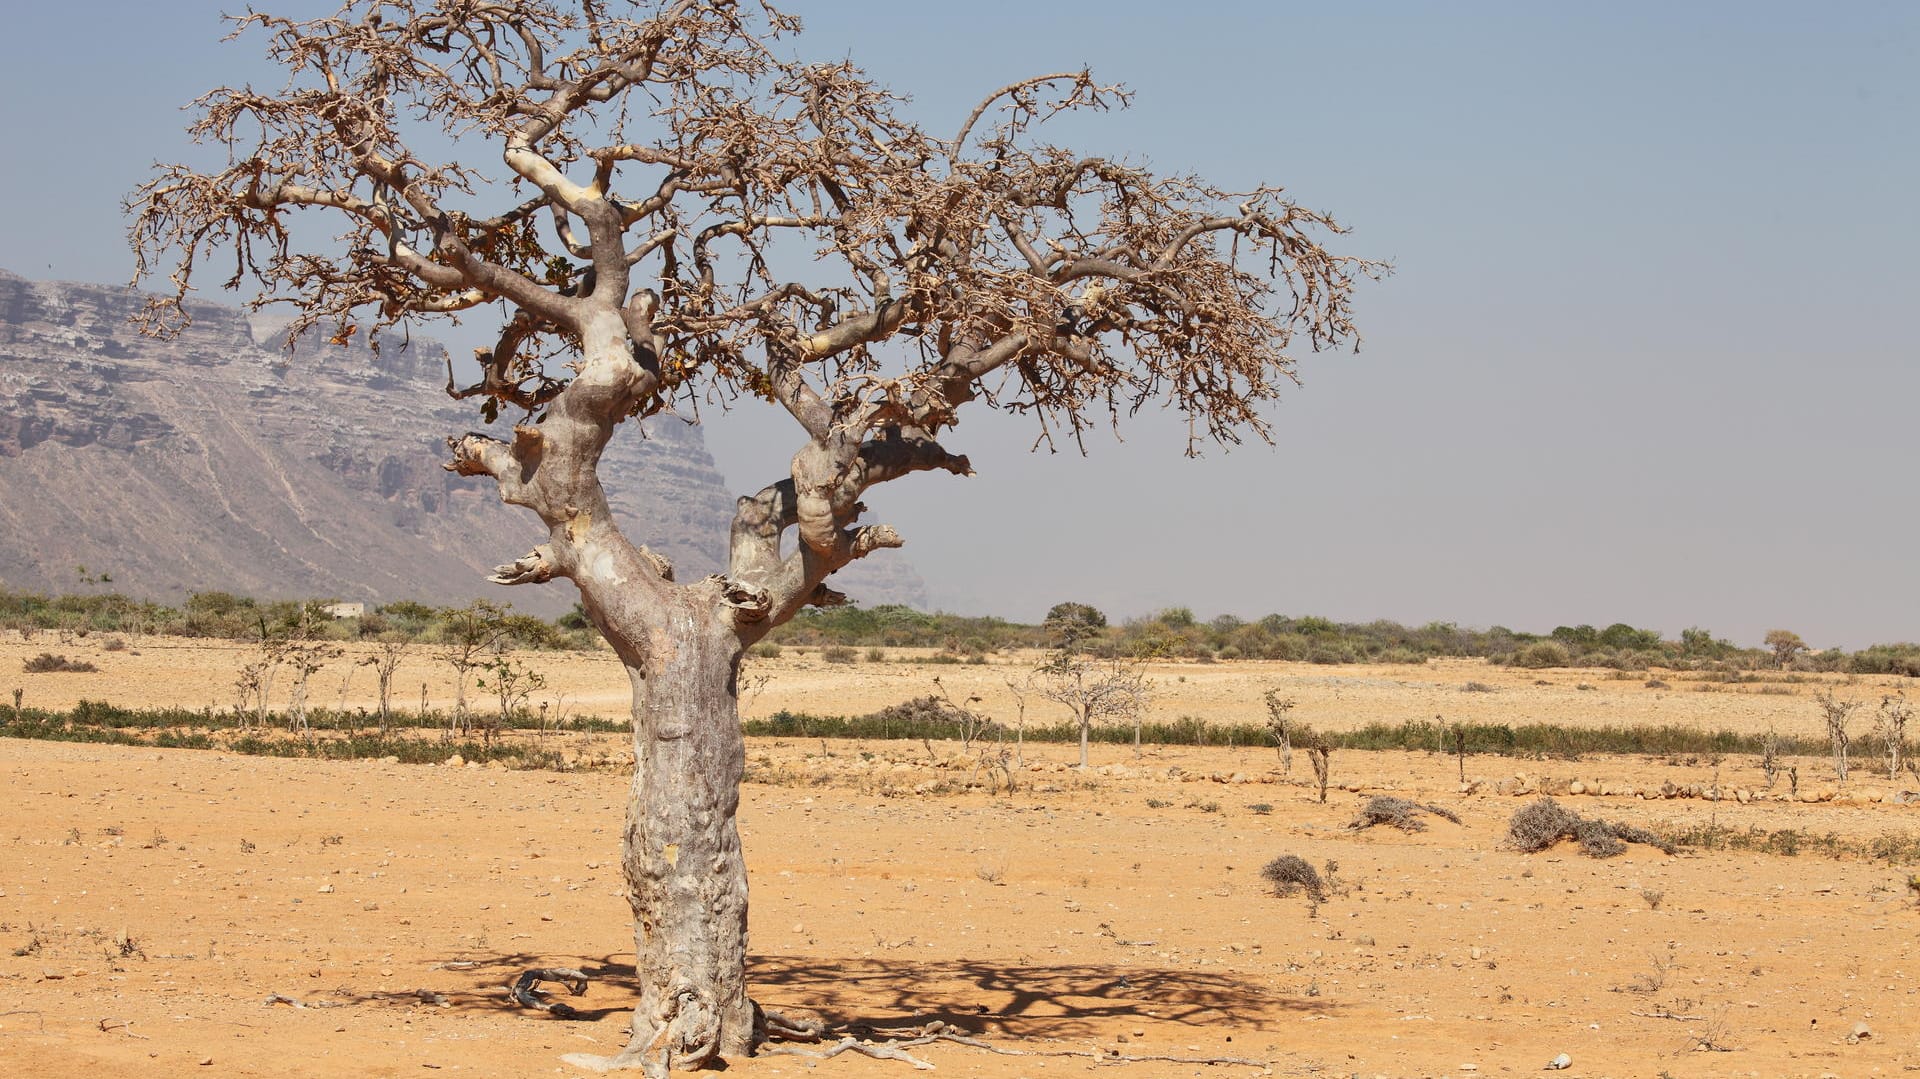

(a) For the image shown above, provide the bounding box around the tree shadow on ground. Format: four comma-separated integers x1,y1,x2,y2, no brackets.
307,950,636,1021
746,954,1332,1040
363,951,1333,1040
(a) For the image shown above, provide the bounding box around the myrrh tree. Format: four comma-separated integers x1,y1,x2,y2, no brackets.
129,2,1379,1072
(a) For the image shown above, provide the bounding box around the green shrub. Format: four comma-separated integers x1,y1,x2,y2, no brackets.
1512,641,1571,669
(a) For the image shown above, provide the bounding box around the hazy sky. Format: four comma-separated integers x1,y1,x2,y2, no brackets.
2,2,1916,648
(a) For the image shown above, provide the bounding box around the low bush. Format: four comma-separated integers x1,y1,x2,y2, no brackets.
1260,854,1325,901
1506,797,1675,858
1511,641,1571,669
24,653,97,673
1347,795,1461,833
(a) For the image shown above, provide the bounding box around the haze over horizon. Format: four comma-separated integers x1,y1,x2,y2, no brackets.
1,2,1915,651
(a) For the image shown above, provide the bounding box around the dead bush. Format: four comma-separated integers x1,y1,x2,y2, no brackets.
1505,797,1675,858
1347,795,1461,833
23,653,97,673
1260,854,1325,902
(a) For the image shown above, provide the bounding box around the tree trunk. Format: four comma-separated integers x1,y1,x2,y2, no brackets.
1078,709,1091,769
599,593,756,1075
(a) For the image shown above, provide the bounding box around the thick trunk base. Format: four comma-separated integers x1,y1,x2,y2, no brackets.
570,594,755,1076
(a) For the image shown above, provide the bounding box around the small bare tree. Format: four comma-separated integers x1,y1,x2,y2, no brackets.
1875,692,1912,779
1263,689,1297,774
234,614,291,730
1002,670,1036,768
1815,689,1862,782
929,675,992,752
1039,648,1151,767
1760,727,1782,789
130,3,1375,1067
359,634,411,735
477,653,547,743
283,608,345,734
440,601,513,738
1309,743,1332,804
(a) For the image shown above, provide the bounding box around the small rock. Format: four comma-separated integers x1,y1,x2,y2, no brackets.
1849,1020,1872,1043
1544,1052,1572,1070
317,884,334,894
443,754,465,768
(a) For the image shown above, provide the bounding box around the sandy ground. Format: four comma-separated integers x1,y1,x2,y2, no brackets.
6,638,1920,1077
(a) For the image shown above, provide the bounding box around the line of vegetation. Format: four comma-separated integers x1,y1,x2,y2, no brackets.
0,703,577,766
0,700,1850,760
745,710,1845,759
10,587,1920,677
1666,821,1920,863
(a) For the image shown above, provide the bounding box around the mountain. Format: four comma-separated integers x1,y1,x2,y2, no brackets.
0,269,927,615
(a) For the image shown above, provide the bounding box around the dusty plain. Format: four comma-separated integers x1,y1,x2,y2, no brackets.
6,633,1920,1078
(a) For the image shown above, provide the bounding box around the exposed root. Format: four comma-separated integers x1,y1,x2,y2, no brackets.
510,967,590,1019
763,1008,830,1041
98,1018,149,1039
765,1036,934,1070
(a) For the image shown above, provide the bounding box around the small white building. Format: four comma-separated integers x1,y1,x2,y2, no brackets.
321,602,367,619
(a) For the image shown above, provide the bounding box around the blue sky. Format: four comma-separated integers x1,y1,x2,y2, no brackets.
2,2,1916,647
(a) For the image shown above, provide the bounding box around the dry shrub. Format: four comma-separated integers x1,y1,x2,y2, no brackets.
1506,797,1675,858
23,653,97,673
1348,795,1461,833
869,695,972,727
1260,854,1325,902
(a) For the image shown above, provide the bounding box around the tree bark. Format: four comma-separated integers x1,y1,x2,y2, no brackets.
598,585,756,1075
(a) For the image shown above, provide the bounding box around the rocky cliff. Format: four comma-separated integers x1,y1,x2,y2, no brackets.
0,269,927,614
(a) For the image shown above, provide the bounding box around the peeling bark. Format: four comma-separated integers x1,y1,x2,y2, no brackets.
613,587,754,1073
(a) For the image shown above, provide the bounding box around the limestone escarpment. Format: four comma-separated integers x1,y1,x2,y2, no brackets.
0,269,927,613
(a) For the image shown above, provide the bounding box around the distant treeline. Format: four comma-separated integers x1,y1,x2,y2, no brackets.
769,603,1920,676
5,588,1918,677
0,589,595,651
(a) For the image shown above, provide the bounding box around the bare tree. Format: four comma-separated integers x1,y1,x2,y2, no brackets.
234,612,292,730
929,675,992,752
359,634,411,735
1002,670,1035,768
1263,688,1298,774
1875,692,1912,779
1038,648,1152,767
439,601,513,738
283,606,345,734
130,4,1375,1070
478,652,548,734
1815,689,1862,782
